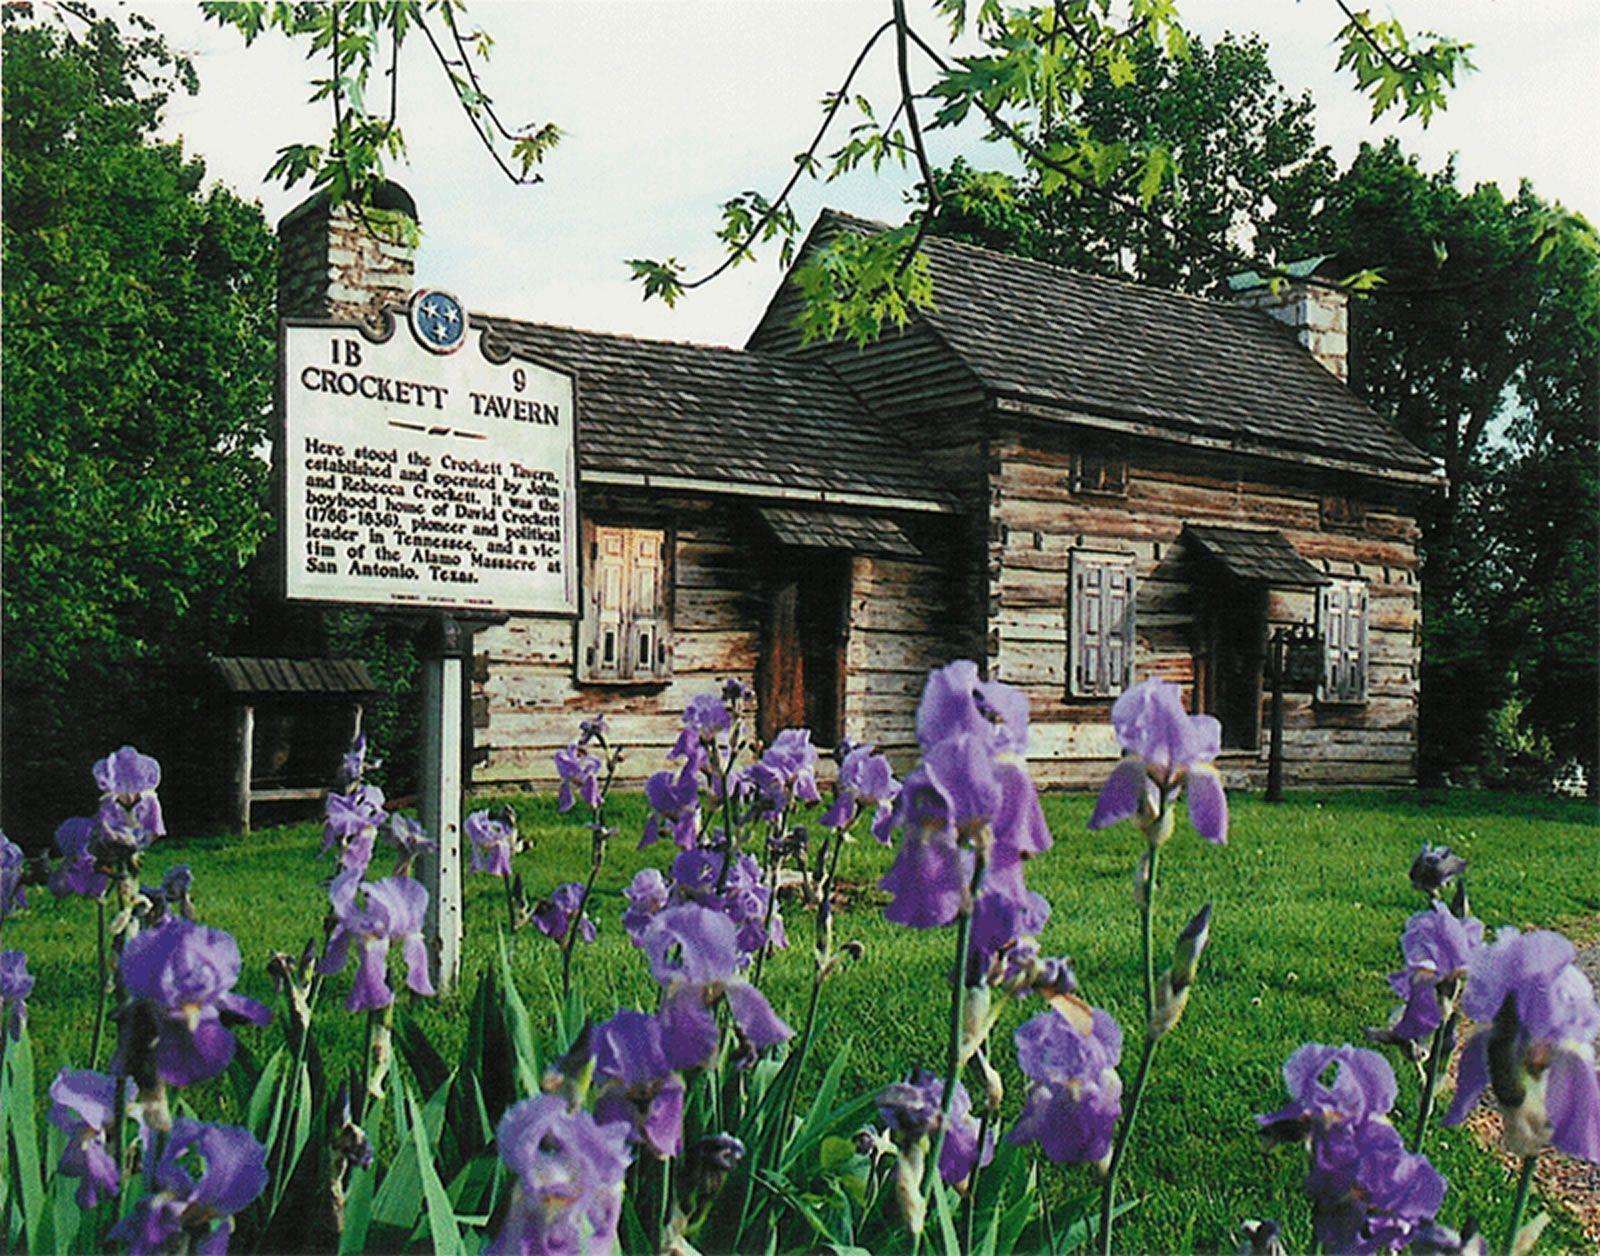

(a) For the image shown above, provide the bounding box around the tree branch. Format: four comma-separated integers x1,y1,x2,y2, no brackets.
413,10,542,186
670,18,896,294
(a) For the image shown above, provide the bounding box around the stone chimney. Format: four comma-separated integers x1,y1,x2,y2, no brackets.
277,181,418,327
1228,256,1349,383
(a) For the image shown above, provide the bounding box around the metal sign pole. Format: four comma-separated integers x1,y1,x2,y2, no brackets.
419,612,466,992
1266,628,1287,804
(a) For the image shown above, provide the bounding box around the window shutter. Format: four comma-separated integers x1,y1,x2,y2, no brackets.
627,529,672,681
578,525,674,683
1070,553,1136,697
1319,580,1368,704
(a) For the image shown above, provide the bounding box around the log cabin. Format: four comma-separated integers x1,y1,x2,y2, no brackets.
279,192,1440,793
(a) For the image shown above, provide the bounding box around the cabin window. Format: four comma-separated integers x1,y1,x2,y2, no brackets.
1318,579,1369,705
1069,552,1136,698
577,523,673,684
1072,451,1129,497
1320,494,1368,533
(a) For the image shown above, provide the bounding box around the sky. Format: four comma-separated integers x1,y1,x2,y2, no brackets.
135,1,1600,348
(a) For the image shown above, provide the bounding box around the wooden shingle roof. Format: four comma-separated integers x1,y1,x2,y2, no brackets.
213,657,375,695
757,505,922,557
757,211,1436,479
1182,525,1330,588
476,317,953,510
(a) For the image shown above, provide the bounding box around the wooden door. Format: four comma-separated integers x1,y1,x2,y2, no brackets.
758,553,848,745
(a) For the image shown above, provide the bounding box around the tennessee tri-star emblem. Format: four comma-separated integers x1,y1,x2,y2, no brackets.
408,289,467,354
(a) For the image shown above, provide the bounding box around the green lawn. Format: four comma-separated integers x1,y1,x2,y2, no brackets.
7,787,1599,1252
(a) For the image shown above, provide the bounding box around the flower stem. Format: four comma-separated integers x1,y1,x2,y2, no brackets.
503,867,518,933
1505,1154,1538,1253
559,830,606,1003
1410,1008,1457,1153
1141,844,1162,1026
1099,838,1162,1256
913,848,988,1255
657,1153,674,1250
1098,1033,1158,1256
962,1102,994,1254
90,895,109,1070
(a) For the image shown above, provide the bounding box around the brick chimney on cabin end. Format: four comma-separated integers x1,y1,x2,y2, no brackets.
277,182,419,327
1228,255,1349,384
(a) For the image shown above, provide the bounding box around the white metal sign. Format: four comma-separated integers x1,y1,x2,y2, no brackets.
281,291,578,616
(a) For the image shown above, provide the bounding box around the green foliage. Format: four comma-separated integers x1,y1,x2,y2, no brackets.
1,9,276,830
202,0,560,208
925,32,1335,295
1277,140,1600,789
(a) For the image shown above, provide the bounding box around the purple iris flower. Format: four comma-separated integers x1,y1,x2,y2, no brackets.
821,743,901,842
490,1094,632,1256
878,1069,994,1185
93,745,166,845
321,784,385,875
48,1069,124,1208
591,1009,685,1158
578,714,607,746
1258,1044,1446,1251
1257,1043,1398,1142
882,665,1054,929
319,872,435,1012
916,659,1030,756
968,872,1052,983
50,817,107,899
107,1119,267,1256
1410,844,1467,897
1008,1004,1124,1166
640,767,701,850
466,809,517,877
1371,902,1483,1045
1443,927,1600,1161
668,851,783,960
1302,1117,1447,1254
642,904,791,1070
622,868,670,945
1,949,34,1040
670,693,733,762
118,922,270,1086
532,882,597,945
338,731,379,789
553,744,603,813
95,745,161,800
383,813,435,878
748,728,823,814
1089,679,1227,844
1,831,25,918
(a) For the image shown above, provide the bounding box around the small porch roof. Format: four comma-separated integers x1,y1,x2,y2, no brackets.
1181,524,1329,588
756,505,922,558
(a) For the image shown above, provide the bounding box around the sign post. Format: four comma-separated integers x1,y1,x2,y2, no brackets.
280,290,578,991
418,613,467,989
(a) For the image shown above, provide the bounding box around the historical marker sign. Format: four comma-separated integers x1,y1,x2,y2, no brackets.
281,291,578,616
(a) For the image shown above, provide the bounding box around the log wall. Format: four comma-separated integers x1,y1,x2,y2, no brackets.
472,493,957,790
987,423,1424,788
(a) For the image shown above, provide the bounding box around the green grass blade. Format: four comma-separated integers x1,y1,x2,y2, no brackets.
407,1082,463,1254
245,1046,286,1138
496,933,540,1097
7,1029,46,1248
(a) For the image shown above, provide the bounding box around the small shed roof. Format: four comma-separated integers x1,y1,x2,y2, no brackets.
1182,525,1330,588
213,657,376,696
757,505,922,557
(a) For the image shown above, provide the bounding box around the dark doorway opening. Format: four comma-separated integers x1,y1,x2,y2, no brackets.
758,551,850,746
1195,584,1267,750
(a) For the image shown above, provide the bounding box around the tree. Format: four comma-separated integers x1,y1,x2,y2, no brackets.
924,32,1335,294
1,9,276,832
1276,142,1599,785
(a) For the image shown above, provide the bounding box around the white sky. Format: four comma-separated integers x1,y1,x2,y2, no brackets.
135,0,1599,347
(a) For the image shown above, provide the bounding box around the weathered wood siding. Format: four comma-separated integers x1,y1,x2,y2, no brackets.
843,554,960,765
472,495,952,789
987,424,1423,788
